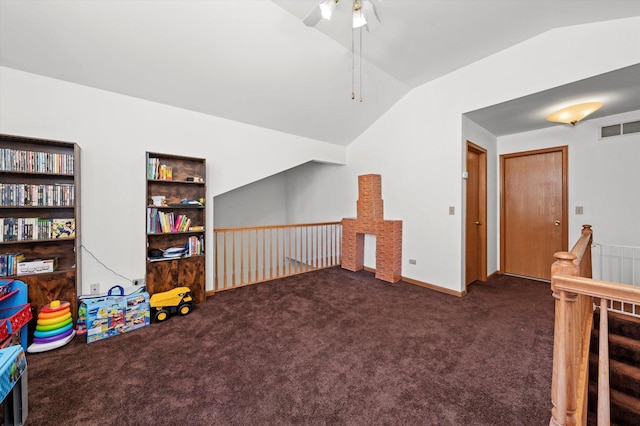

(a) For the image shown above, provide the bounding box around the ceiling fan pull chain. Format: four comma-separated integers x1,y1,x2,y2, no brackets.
351,25,355,100
360,26,363,102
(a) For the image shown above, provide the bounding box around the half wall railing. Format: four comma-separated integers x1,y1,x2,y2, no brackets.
592,242,640,318
549,225,640,426
213,222,342,292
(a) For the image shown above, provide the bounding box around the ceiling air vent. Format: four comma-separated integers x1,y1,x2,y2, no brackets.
622,120,640,135
600,120,640,139
601,124,621,138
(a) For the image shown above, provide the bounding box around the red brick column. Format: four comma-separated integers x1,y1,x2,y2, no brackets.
375,220,402,283
341,174,402,283
341,218,364,272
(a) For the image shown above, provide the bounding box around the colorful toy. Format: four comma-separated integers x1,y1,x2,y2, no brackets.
149,287,194,322
27,300,75,353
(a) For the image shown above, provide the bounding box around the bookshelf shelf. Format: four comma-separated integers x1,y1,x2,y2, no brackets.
0,206,75,209
147,179,205,185
146,205,205,210
0,238,76,245
0,171,74,177
147,231,204,236
145,152,206,304
0,133,81,325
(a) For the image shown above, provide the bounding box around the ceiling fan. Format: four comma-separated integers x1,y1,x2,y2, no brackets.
303,0,381,31
302,0,382,102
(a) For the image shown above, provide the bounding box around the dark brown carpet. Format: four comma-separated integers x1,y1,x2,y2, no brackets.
20,267,555,425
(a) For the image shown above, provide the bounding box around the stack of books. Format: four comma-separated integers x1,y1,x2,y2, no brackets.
146,209,191,234
1,218,75,241
147,158,173,180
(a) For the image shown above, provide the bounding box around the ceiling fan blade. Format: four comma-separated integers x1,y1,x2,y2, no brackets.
368,0,381,24
303,2,323,27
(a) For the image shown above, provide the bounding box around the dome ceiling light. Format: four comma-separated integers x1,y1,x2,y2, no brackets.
546,102,604,126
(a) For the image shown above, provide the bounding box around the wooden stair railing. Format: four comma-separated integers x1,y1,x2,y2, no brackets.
549,225,640,426
213,222,342,292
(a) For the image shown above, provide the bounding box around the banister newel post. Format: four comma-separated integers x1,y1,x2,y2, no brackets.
550,252,579,426
581,225,593,278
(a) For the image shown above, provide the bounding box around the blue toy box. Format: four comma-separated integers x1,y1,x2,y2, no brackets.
78,286,150,344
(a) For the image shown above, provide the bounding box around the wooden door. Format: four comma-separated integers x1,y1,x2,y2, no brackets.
501,146,568,280
465,142,487,286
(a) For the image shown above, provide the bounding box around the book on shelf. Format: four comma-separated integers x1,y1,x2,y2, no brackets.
147,237,203,262
146,158,173,181
0,217,73,241
146,209,194,234
0,183,75,207
0,252,25,277
0,148,74,174
187,235,204,256
52,218,76,238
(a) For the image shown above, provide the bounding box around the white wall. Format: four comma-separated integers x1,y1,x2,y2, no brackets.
214,172,288,229
0,67,347,294
284,17,640,293
498,110,640,248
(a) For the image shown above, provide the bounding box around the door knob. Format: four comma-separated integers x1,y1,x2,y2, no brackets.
554,220,560,226
474,221,481,225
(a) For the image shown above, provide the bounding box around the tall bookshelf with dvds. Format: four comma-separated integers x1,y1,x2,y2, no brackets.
146,152,206,304
0,134,81,322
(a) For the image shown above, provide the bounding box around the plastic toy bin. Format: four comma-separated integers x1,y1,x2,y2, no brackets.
0,345,26,402
0,279,31,350
0,305,32,336
0,280,13,298
0,321,8,342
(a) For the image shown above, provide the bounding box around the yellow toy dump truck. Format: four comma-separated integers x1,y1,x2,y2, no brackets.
149,287,194,322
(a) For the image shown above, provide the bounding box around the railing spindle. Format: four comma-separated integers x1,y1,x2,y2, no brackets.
223,231,228,289
314,226,320,269
240,230,245,283
597,297,610,426
247,229,251,283
214,232,219,290
293,228,300,273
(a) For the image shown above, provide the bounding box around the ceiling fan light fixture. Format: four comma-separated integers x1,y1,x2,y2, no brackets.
320,0,339,20
546,102,604,126
352,0,367,28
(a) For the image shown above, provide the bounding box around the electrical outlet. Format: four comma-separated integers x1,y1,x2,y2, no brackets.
409,259,417,265
133,278,145,286
90,283,100,295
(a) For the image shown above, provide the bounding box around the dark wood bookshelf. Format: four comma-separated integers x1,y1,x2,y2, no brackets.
145,152,206,304
0,133,81,323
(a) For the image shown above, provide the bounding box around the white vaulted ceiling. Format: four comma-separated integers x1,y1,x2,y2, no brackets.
1,0,639,145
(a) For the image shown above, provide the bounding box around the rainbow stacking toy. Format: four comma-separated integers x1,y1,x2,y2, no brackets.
27,300,76,353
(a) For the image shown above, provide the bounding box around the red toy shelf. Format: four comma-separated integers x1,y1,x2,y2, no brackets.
0,280,30,350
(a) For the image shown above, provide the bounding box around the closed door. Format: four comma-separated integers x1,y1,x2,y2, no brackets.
501,146,567,280
466,142,487,286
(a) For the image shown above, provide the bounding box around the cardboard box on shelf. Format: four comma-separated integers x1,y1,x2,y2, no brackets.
16,258,58,275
